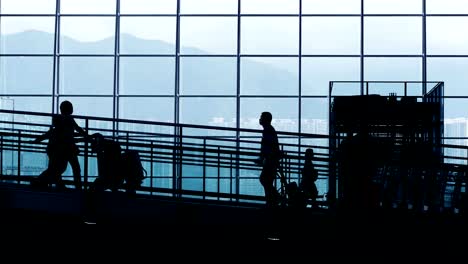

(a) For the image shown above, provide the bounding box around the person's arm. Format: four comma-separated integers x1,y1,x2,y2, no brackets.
33,127,53,143
73,119,88,138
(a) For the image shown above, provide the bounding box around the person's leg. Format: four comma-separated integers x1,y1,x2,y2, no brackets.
69,154,82,190
260,165,277,207
49,154,68,189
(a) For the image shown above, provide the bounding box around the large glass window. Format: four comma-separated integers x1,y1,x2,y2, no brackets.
3,0,468,198
302,58,360,95
0,57,53,94
119,97,173,123
120,17,176,54
60,0,116,14
427,17,468,55
180,17,237,55
120,0,177,14
303,0,360,14
364,0,421,14
180,57,236,95
0,17,55,54
241,0,298,14
365,17,422,55
59,57,114,95
58,97,113,117
427,58,468,96
301,98,328,134
241,17,299,55
364,58,422,81
119,57,175,95
427,0,468,14
302,17,360,55
241,98,298,132
181,0,238,14
241,57,298,95
180,98,236,127
60,17,116,54
1,0,56,14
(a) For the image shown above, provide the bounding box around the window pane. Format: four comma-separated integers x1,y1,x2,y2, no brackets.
180,57,236,95
1,0,56,14
427,17,468,55
445,99,468,120
58,97,113,118
119,97,173,123
303,0,361,14
180,17,237,55
0,97,52,131
302,58,360,95
241,98,298,132
120,0,176,14
364,58,422,81
60,0,116,14
60,17,115,54
0,17,55,54
444,115,468,165
427,58,468,96
180,98,236,127
365,17,422,55
181,0,238,14
241,0,298,14
119,57,174,95
241,57,298,95
302,17,360,55
364,0,421,14
241,17,299,54
444,98,468,164
1,96,51,114
427,0,468,14
301,98,328,134
0,57,53,95
120,17,176,54
59,57,114,95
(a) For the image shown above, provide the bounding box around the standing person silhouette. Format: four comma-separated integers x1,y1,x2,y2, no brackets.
33,101,88,190
300,148,319,208
255,112,281,207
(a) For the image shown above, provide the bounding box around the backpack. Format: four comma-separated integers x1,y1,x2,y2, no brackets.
121,150,147,192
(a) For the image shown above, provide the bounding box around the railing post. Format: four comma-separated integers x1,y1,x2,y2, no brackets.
84,119,89,190
217,146,221,200
150,140,154,196
1,135,3,177
172,127,177,198
404,82,408,97
126,131,129,150
230,153,233,201
17,131,21,184
203,138,206,200
174,126,183,198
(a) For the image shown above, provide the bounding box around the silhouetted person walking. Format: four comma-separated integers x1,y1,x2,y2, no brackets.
300,148,319,208
32,101,88,190
256,112,281,208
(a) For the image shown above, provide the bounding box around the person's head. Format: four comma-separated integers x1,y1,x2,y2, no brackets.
259,112,272,126
60,100,73,115
305,148,314,160
91,133,105,152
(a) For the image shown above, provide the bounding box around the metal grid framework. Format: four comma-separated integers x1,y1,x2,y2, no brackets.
1,0,468,132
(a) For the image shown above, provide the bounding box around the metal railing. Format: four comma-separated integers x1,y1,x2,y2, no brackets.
1,108,468,212
0,109,330,207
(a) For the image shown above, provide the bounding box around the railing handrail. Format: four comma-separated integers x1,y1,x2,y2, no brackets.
0,109,329,139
